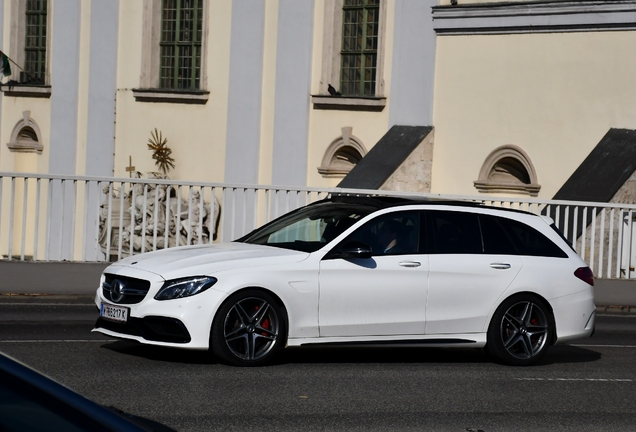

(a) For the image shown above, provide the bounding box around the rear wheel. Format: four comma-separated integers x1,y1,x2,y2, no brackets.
486,294,554,366
211,290,286,366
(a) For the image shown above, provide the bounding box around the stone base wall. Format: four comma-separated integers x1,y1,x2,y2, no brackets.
577,170,636,278
380,129,434,193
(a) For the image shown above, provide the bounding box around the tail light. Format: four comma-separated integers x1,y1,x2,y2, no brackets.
574,267,594,286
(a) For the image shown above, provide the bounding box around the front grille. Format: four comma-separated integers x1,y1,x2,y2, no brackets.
95,316,191,344
102,274,151,304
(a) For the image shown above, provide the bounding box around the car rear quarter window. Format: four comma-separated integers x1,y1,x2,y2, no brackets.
428,211,482,254
497,217,568,258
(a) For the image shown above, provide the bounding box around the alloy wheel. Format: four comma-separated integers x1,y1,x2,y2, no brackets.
223,297,280,361
500,301,549,360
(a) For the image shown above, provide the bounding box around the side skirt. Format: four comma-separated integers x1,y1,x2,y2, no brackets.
287,333,487,348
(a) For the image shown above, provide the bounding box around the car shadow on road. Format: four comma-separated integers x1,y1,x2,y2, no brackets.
535,344,602,365
276,346,492,365
98,341,601,367
100,340,216,364
275,344,601,366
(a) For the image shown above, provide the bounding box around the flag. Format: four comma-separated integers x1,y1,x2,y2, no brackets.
0,51,11,80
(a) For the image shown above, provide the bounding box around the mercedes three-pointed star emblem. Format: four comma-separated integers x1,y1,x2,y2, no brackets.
111,279,125,303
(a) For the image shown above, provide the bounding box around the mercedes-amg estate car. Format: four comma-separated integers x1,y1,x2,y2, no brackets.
93,196,595,366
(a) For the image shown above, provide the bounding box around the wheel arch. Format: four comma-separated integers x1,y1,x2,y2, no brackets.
210,286,290,341
489,291,557,345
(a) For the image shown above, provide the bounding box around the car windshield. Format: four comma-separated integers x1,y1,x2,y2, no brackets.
238,201,377,252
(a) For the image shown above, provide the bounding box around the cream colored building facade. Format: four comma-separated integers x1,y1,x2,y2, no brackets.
432,0,636,201
0,0,436,191
1,0,635,203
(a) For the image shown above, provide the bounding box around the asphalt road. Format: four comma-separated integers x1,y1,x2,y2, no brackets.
0,297,635,432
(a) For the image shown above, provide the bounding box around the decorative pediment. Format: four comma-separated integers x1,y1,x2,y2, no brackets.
474,145,540,196
318,127,367,178
7,111,44,154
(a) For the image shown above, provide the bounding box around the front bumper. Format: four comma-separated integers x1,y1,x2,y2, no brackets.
93,284,228,350
95,315,191,343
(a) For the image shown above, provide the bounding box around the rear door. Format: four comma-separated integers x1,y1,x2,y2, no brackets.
425,210,523,334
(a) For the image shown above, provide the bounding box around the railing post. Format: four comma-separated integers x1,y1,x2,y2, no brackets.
118,181,125,261
82,180,90,261
8,177,16,261
608,208,615,279
20,178,29,261
164,184,171,249
616,209,624,279
152,182,159,251
598,208,605,278
70,180,78,260
106,182,114,262
176,186,182,247
33,178,41,261
141,184,148,254
187,186,193,245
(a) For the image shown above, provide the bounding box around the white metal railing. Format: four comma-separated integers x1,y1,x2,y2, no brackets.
2,172,636,279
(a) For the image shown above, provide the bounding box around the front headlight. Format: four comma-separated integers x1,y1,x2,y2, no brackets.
154,276,218,300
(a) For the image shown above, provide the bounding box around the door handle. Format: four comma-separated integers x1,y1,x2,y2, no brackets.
490,263,511,270
399,261,421,268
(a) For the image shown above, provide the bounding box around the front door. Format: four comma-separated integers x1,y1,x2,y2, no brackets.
318,211,428,337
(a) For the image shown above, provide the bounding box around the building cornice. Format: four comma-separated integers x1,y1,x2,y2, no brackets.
0,85,52,98
132,88,209,105
433,1,636,35
311,95,386,111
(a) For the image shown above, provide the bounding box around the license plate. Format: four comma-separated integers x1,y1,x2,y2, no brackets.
100,303,129,323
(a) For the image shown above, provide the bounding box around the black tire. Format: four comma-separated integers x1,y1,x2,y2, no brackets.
486,294,554,366
211,289,286,366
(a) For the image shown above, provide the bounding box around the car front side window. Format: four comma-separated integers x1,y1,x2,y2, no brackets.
340,211,420,256
240,202,375,252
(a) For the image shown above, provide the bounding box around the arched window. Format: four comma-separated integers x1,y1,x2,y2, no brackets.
474,145,540,196
318,127,367,177
7,111,44,154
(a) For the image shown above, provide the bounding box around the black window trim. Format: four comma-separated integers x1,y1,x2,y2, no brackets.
422,209,568,258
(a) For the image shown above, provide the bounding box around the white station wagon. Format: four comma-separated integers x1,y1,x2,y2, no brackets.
94,196,595,366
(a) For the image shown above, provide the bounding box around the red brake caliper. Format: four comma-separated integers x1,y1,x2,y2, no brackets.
253,304,270,335
261,318,270,335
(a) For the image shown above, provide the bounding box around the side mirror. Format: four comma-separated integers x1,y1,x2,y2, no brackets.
339,241,372,259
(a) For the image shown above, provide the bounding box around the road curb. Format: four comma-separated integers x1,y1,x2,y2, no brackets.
0,293,96,304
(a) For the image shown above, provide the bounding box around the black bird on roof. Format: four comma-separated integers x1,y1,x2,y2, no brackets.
328,84,342,96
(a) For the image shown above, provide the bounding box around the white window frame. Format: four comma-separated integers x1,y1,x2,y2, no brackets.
313,0,387,109
2,0,52,97
136,0,210,103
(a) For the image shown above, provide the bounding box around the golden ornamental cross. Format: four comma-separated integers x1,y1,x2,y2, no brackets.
125,156,136,178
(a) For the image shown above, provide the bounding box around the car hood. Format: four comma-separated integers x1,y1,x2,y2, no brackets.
107,242,309,280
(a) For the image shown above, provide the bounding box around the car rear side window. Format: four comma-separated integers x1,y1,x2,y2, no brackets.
497,217,568,258
479,215,518,255
428,211,482,254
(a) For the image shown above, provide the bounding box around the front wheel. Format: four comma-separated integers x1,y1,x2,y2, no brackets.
211,290,286,366
486,294,554,366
